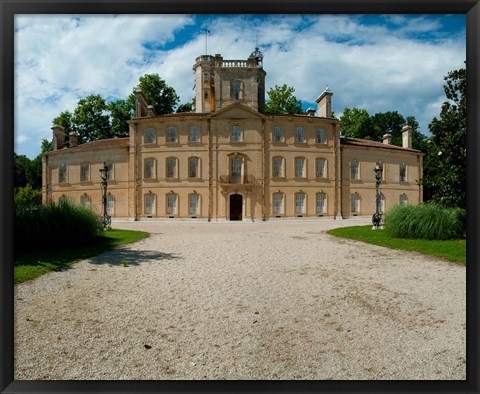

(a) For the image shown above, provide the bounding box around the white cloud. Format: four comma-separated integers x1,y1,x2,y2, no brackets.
14,14,465,158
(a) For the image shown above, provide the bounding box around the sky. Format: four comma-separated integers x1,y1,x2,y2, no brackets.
14,14,466,159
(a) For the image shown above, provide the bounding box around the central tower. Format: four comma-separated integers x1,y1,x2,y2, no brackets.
193,48,266,113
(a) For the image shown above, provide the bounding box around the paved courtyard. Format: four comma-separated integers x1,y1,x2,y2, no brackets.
14,219,466,380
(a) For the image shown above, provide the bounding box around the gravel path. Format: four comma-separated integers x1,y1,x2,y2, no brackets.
14,219,466,380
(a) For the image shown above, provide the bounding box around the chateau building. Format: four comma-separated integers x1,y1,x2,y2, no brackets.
42,49,423,221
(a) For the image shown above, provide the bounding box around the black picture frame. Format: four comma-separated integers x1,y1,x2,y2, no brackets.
1,1,478,393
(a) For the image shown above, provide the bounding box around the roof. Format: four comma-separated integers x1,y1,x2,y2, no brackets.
341,137,421,153
45,137,129,156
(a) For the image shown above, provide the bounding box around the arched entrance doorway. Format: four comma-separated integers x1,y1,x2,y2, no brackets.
229,194,243,221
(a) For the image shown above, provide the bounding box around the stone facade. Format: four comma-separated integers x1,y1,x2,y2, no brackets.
42,50,423,221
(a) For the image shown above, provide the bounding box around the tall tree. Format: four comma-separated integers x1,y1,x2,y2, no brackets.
265,84,303,114
176,98,195,113
340,107,374,139
422,67,466,209
370,111,406,144
72,95,111,143
108,99,131,137
128,74,180,115
52,110,74,133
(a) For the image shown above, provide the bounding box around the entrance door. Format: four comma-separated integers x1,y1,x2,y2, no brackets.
229,194,243,221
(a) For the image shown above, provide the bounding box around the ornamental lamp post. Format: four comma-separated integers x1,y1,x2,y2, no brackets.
99,162,111,230
372,162,383,230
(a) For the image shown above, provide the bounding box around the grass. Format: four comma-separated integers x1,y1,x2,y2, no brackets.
14,229,150,284
327,225,466,264
384,204,466,240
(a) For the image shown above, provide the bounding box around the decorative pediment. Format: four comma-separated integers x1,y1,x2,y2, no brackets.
210,103,265,119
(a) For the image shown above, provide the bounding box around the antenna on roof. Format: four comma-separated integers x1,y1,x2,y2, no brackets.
204,29,210,55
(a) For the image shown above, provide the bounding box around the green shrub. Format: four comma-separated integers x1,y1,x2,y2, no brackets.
15,199,102,251
14,185,42,209
384,203,466,240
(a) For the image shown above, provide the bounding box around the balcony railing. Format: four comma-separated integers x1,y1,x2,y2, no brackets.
219,174,256,184
214,59,258,69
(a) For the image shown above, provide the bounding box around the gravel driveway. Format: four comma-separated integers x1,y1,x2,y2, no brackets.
14,219,466,380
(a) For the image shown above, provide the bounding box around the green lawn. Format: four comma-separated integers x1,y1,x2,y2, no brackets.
327,225,466,264
14,229,150,284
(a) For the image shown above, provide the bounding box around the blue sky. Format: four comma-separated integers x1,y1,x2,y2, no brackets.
14,14,466,158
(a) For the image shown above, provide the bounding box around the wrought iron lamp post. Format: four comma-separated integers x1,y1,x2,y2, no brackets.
372,162,383,230
99,162,111,230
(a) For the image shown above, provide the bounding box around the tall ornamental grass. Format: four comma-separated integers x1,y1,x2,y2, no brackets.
384,204,466,240
15,199,102,251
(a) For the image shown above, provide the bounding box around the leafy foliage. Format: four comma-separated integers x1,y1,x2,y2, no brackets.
176,99,195,113
421,67,466,209
264,84,303,114
340,107,427,151
14,184,42,208
127,73,180,115
384,204,466,240
51,74,180,146
15,199,102,252
14,153,42,189
340,107,374,139
72,94,112,143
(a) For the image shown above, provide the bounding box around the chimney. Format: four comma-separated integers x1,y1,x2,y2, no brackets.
402,125,412,149
69,131,78,148
306,107,316,117
147,105,157,117
52,125,66,150
134,87,149,117
316,87,333,118
382,133,392,145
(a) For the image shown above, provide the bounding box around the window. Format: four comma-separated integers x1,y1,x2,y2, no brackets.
167,126,177,142
81,194,90,207
295,193,305,214
400,194,408,205
316,159,326,178
231,125,241,142
145,193,155,215
351,160,359,180
189,157,200,178
189,194,199,215
295,157,306,178
351,193,360,213
59,164,67,183
316,193,326,214
273,192,284,215
58,195,68,204
106,194,114,215
273,126,283,142
400,163,407,182
316,128,326,144
166,158,177,178
144,158,155,179
272,157,284,178
231,81,242,101
80,163,90,182
379,194,385,214
189,126,200,142
145,128,155,144
167,194,177,215
105,162,114,181
230,157,243,183
295,127,305,143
